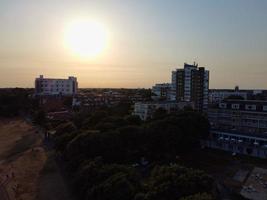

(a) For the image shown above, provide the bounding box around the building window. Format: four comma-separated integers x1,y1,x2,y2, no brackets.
219,103,227,108
263,106,267,111
245,104,256,111
232,104,240,110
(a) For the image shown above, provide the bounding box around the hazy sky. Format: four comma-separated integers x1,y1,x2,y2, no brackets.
0,0,267,88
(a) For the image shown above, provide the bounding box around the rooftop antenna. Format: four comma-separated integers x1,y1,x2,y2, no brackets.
194,57,198,67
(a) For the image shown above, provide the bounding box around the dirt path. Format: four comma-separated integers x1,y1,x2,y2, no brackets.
36,152,75,200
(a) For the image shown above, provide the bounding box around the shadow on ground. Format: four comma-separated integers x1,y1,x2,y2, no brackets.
36,151,75,200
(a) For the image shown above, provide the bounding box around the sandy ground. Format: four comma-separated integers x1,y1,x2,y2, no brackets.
0,119,35,160
0,119,47,200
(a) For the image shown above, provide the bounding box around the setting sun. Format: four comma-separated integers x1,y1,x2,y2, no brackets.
64,20,108,58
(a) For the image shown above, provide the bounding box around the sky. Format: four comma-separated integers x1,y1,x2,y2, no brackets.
0,0,267,89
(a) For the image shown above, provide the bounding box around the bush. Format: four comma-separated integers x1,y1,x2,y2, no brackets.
179,193,214,200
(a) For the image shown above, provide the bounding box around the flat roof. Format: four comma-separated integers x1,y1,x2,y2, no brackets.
135,101,189,104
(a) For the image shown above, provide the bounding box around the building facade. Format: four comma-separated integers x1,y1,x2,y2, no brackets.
172,63,209,111
204,100,267,158
208,100,267,135
133,101,193,120
35,75,78,96
202,131,267,158
151,83,173,101
209,87,249,103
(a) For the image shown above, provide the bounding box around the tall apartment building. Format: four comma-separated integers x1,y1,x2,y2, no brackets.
35,75,78,96
172,63,209,111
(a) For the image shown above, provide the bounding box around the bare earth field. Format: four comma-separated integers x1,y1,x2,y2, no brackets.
0,119,47,200
0,119,74,200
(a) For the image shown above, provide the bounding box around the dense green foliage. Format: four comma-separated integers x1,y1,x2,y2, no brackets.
179,193,214,200
140,165,213,200
0,89,213,200
53,108,213,200
0,88,36,117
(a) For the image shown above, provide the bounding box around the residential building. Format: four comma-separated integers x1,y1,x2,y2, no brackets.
208,100,267,134
203,99,267,158
202,131,267,158
209,86,249,103
133,101,193,120
35,75,78,96
172,63,209,111
73,89,150,111
151,83,172,100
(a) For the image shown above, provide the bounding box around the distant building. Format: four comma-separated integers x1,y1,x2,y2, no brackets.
171,63,209,111
209,86,249,103
151,83,172,101
35,75,78,96
133,101,193,120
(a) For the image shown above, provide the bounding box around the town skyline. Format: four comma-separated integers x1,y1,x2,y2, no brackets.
1,0,267,89
2,1,267,200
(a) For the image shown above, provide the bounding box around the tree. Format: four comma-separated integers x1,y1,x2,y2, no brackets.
179,193,214,200
0,88,34,117
144,112,210,160
54,131,77,152
58,110,214,200
125,115,142,126
55,122,76,137
107,102,132,117
117,126,146,161
72,111,92,128
53,122,77,151
63,96,73,108
33,110,46,125
87,172,137,200
72,158,141,200
145,165,214,200
152,108,167,120
82,111,108,129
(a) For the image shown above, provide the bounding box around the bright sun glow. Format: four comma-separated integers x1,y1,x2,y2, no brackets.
64,20,108,58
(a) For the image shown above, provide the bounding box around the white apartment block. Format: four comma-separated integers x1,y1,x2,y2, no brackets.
209,89,248,103
133,101,193,120
35,75,78,96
